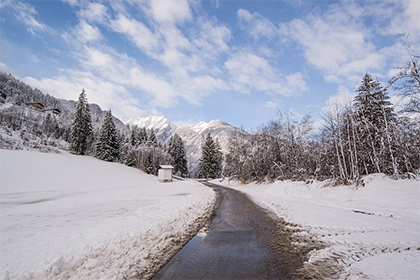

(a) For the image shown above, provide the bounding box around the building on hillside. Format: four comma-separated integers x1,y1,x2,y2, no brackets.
158,165,174,182
25,102,44,111
44,108,61,115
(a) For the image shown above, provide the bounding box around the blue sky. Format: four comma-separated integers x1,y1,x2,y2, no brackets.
1,0,419,129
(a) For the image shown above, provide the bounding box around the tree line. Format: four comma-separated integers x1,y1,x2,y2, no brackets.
69,89,192,177
70,89,224,178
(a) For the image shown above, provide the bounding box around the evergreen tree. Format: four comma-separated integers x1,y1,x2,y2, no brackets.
199,133,223,178
70,89,92,155
95,110,119,162
130,125,140,147
145,154,154,174
353,72,396,175
148,129,157,146
168,133,188,176
139,127,148,144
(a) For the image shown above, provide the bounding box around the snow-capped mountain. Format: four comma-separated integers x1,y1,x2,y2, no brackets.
176,119,242,176
124,116,178,142
125,116,245,176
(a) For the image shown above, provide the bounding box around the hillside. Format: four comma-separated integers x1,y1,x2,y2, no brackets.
0,149,215,279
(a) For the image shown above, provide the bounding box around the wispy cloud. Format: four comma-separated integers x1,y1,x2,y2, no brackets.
145,0,193,25
110,15,160,54
264,101,277,108
78,2,109,23
4,0,48,35
237,8,277,40
225,51,308,96
280,11,383,84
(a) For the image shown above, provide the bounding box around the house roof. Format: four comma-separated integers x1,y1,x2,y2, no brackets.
159,165,174,169
25,102,44,108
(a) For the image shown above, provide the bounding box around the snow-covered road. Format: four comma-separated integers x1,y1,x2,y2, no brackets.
0,150,216,279
216,176,420,279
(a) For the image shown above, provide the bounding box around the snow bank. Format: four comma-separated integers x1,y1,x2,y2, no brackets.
0,149,216,279
217,175,420,279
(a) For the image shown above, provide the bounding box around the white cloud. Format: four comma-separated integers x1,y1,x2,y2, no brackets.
0,62,16,75
264,101,277,108
322,85,355,116
279,0,420,87
224,51,308,97
192,17,231,57
110,15,160,54
79,3,109,23
237,8,277,40
281,12,384,84
128,67,179,108
146,0,192,25
6,0,47,35
24,71,146,120
385,0,420,40
75,20,103,43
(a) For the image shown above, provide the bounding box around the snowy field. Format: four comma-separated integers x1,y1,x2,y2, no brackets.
216,176,420,279
0,149,216,279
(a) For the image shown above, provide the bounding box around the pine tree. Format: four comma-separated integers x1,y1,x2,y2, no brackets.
199,133,223,178
168,133,188,176
95,110,119,162
70,89,92,155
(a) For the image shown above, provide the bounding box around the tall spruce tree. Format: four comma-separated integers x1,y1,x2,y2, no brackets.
130,125,140,147
96,110,119,162
168,133,188,176
354,72,396,175
70,89,92,155
199,133,223,178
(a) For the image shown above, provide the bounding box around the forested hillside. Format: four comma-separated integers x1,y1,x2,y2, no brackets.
0,72,173,176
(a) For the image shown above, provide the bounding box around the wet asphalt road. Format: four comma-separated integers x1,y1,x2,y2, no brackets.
151,181,305,280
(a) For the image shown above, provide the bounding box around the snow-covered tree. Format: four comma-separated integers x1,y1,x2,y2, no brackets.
148,129,157,147
167,133,188,176
139,127,148,144
354,72,397,175
130,125,140,147
95,110,119,162
70,89,92,155
199,133,223,178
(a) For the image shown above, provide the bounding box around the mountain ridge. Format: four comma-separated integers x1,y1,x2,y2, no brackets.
124,115,246,176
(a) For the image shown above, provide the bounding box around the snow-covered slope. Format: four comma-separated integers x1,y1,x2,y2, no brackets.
0,149,215,279
125,116,178,142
